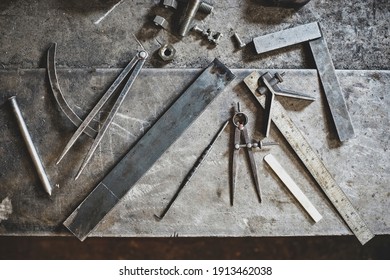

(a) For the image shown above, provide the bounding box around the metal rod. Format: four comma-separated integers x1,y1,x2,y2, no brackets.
8,96,52,196
155,120,229,220
178,0,202,37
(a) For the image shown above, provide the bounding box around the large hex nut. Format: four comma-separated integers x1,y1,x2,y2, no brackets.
158,44,176,61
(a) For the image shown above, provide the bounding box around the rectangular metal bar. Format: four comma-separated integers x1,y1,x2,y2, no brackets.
63,59,235,241
309,35,355,141
253,22,321,54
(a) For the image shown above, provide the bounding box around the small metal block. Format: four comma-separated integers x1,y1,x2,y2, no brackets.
158,44,176,61
153,15,169,30
163,0,178,9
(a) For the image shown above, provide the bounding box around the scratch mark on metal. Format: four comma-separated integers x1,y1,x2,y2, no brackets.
94,0,124,25
116,113,150,125
0,197,12,223
111,122,134,138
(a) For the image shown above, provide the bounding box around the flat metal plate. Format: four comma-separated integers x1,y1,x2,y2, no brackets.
0,68,388,239
63,59,236,240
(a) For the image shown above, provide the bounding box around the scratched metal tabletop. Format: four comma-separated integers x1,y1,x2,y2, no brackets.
0,1,389,240
0,68,389,238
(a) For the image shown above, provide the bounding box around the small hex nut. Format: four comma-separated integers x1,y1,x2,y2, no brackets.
163,0,178,9
153,15,169,30
158,44,176,61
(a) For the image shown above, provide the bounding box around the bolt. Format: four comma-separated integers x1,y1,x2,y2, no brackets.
233,32,246,48
258,72,285,95
192,24,204,33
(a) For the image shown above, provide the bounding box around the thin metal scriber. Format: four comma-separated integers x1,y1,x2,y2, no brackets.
155,120,229,220
56,50,148,180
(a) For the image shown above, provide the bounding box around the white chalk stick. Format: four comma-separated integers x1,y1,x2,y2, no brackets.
264,154,322,223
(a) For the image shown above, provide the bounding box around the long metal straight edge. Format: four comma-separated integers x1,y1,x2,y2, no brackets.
63,59,235,241
252,22,321,54
244,71,374,245
309,30,355,141
47,43,97,138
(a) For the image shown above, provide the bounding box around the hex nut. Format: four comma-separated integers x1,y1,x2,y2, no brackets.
163,0,178,9
198,2,213,14
158,44,176,61
153,15,169,30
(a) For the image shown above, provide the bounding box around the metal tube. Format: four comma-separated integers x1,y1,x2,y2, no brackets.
178,0,201,37
8,96,52,195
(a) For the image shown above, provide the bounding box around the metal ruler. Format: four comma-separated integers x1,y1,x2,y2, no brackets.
244,71,374,245
63,59,235,241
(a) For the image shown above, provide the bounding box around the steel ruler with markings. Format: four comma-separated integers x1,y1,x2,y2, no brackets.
244,71,374,245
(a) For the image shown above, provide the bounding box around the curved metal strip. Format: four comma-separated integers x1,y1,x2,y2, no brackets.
47,43,97,138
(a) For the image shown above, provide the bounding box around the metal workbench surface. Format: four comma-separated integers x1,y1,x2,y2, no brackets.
0,68,388,239
0,1,389,241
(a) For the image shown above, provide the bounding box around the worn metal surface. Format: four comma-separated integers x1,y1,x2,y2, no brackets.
1,1,388,70
0,68,388,239
63,60,235,240
253,22,321,54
